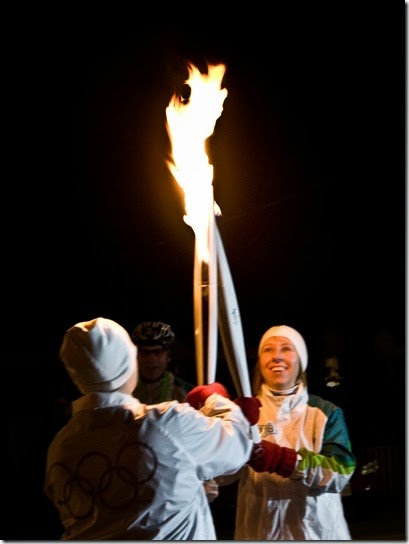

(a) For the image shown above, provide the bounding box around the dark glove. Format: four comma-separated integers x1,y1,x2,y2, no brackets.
247,440,297,478
234,396,261,425
186,382,230,409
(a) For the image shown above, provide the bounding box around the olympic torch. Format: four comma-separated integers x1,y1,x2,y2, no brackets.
165,62,260,442
165,63,226,386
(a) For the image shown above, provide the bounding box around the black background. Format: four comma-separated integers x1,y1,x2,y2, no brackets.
13,7,406,358
6,4,406,539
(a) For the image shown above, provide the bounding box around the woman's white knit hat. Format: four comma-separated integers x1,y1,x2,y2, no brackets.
258,325,308,371
60,317,137,393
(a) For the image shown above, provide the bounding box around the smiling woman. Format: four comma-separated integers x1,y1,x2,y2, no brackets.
231,324,357,540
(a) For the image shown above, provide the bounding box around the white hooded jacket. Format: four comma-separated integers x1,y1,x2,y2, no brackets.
234,382,356,540
45,391,253,540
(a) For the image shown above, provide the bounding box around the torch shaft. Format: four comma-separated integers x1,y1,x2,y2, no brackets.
193,189,218,386
193,246,205,386
207,195,218,384
216,224,260,443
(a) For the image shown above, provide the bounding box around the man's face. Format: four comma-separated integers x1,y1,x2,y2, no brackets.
137,345,170,382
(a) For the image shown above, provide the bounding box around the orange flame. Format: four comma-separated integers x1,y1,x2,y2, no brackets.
165,63,228,261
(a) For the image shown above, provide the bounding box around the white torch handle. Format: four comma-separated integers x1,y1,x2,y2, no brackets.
193,190,218,386
216,224,261,443
207,192,218,384
193,245,205,386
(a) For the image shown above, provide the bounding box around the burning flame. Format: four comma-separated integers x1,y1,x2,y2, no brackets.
165,63,228,262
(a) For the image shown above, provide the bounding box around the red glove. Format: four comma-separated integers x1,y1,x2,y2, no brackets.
186,382,230,409
234,396,261,425
248,440,297,478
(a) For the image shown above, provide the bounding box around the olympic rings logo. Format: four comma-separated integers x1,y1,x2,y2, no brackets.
47,441,158,519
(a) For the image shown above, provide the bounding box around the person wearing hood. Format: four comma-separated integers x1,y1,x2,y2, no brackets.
44,317,260,540
226,324,357,540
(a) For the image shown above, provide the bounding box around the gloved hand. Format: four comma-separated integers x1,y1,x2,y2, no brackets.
186,382,230,409
247,440,297,478
234,396,261,425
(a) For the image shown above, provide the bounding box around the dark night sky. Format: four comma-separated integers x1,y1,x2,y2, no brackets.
9,6,405,396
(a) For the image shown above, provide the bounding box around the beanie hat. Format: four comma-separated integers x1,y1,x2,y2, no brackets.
60,317,137,393
258,325,308,372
